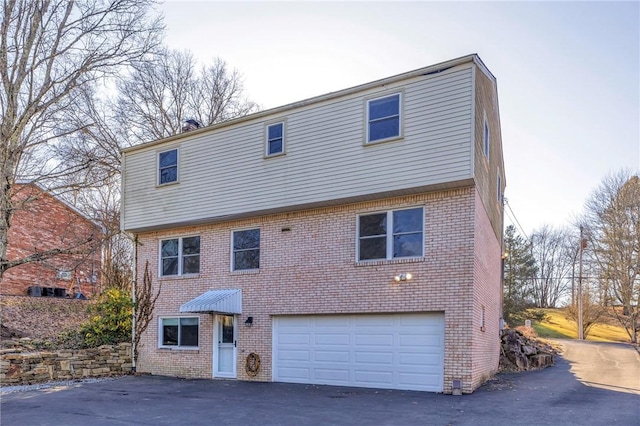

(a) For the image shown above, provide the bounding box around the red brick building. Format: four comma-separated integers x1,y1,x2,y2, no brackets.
1,183,102,298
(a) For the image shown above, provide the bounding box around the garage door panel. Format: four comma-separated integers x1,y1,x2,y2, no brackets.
278,367,310,381
315,333,350,345
315,368,350,381
355,333,394,346
354,370,393,385
315,350,350,363
399,353,441,366
354,350,393,364
278,349,310,361
278,333,311,345
273,313,444,392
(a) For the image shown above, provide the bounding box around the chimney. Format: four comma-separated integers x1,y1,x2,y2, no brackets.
182,119,201,133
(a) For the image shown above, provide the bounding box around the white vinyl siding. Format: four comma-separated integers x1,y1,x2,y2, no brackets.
123,66,474,232
273,313,445,392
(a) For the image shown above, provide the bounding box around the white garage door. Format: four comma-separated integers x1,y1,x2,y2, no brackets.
272,313,444,392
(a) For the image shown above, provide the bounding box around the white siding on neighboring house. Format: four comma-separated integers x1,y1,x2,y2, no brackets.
122,64,475,232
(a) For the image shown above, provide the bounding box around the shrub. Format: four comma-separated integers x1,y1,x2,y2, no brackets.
80,288,132,347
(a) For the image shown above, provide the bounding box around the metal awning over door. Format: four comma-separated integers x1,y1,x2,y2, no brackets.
179,289,242,314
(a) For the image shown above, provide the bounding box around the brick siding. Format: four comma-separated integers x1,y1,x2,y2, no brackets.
135,187,501,393
1,184,102,297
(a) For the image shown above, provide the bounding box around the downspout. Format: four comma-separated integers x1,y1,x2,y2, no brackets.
131,234,138,373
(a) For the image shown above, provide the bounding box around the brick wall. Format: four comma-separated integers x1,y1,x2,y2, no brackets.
2,184,102,297
135,187,500,393
470,190,502,391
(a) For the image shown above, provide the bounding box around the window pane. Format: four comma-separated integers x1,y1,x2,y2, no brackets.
163,318,179,326
221,316,234,344
162,258,178,276
369,118,399,141
359,213,387,237
183,255,200,274
359,237,387,260
180,324,199,346
161,239,179,257
268,139,283,155
159,150,177,167
182,236,200,255
369,95,399,120
234,250,259,270
233,229,260,250
160,166,177,184
393,233,423,258
162,323,178,346
393,208,423,233
268,123,283,139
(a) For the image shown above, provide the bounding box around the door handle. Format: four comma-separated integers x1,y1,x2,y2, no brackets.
234,341,237,347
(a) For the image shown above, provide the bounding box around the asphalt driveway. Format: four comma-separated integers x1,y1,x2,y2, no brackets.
2,347,639,425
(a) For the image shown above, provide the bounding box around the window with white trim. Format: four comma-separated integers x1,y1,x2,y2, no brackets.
266,122,284,156
367,93,401,143
483,120,490,159
158,149,178,185
160,236,200,276
497,172,502,202
357,207,424,261
159,317,199,348
232,229,260,270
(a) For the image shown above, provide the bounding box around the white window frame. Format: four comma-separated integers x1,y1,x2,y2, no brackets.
265,121,285,157
497,170,502,202
483,118,490,159
231,228,260,271
356,206,424,261
158,148,179,185
365,92,403,144
158,316,200,349
159,235,200,277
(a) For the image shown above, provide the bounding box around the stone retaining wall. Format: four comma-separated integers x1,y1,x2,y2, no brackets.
1,342,132,385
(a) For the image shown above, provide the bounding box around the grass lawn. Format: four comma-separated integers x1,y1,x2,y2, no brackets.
530,308,631,343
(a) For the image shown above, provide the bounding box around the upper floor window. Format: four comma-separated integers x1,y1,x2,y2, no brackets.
483,120,490,159
158,149,178,185
357,207,423,261
497,172,502,202
367,93,401,143
232,229,260,270
160,236,200,276
266,122,285,156
159,317,199,348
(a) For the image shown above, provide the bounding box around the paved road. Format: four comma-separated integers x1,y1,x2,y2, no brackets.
1,343,639,425
558,339,640,394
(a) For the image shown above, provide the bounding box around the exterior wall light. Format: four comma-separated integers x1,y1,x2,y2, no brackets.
245,316,253,327
394,273,413,282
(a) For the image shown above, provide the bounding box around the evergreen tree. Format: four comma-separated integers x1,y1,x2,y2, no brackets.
503,225,538,325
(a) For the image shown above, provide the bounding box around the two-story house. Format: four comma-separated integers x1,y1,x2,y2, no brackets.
121,54,505,394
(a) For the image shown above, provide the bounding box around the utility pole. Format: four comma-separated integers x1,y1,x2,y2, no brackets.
578,225,585,340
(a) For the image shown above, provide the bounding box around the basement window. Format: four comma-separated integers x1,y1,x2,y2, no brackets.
159,317,199,348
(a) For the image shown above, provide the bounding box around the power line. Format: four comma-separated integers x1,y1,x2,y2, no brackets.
504,198,529,240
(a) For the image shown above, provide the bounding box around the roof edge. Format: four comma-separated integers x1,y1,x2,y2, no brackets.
122,54,483,154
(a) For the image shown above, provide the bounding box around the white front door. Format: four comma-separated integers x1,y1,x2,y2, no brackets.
214,314,237,378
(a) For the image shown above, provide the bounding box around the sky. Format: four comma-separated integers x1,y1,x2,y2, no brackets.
157,1,639,237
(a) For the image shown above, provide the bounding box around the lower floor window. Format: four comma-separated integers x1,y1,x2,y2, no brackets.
160,317,199,348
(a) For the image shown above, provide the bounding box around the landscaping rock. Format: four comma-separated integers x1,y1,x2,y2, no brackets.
500,328,556,372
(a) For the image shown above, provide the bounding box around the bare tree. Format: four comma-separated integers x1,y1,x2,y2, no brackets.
133,260,161,364
0,0,163,279
529,226,573,308
115,49,258,144
582,171,640,343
